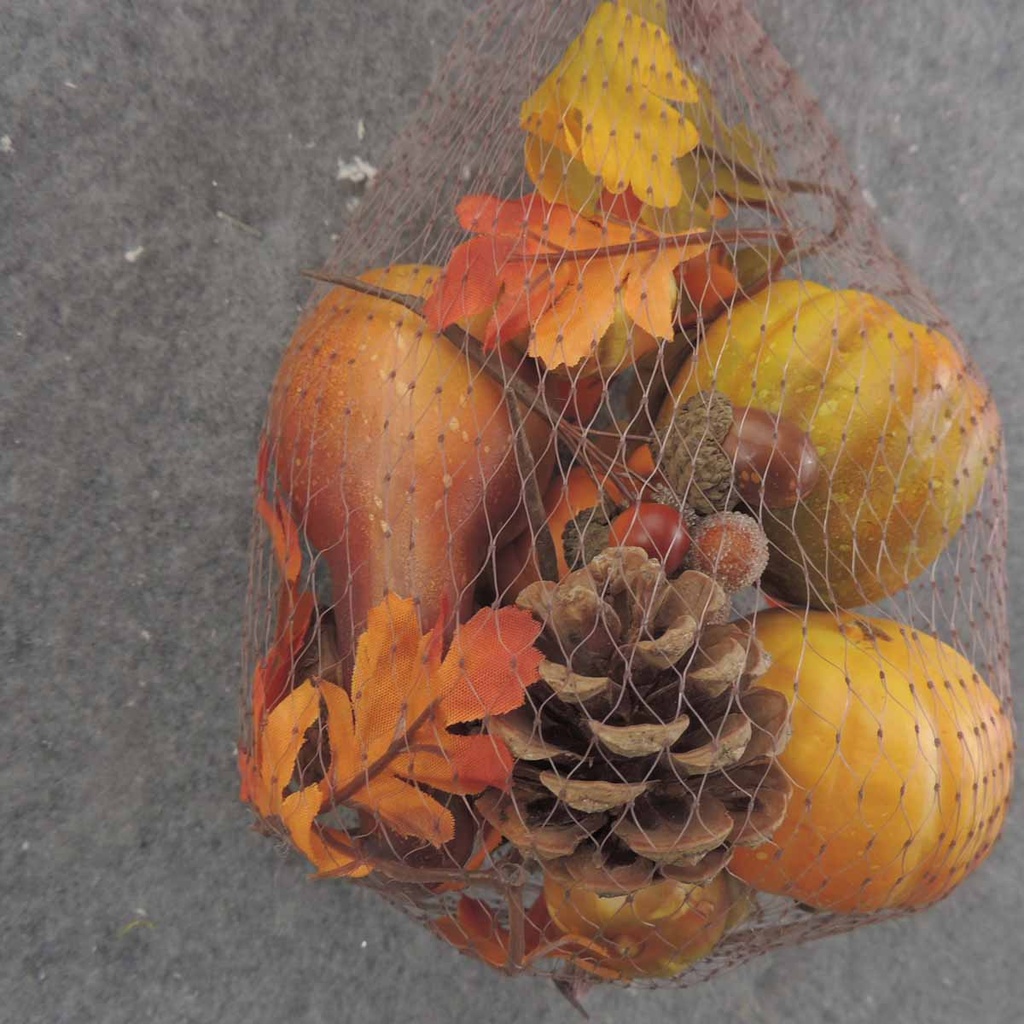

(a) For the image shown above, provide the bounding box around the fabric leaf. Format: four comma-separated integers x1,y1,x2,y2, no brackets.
318,594,543,846
423,192,706,370
432,895,622,974
248,439,315,731
239,680,372,879
391,733,514,796
520,1,699,208
257,681,320,802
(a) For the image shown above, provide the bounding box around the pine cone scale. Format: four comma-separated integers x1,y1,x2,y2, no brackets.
538,661,618,708
588,715,691,757
667,712,753,775
489,708,582,762
613,793,735,864
538,772,651,813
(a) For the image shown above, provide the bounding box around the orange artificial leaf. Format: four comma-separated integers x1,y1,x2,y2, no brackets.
247,438,315,730
432,897,516,969
678,248,739,323
241,446,379,880
250,588,315,732
239,681,373,879
432,895,621,975
320,594,543,846
256,680,320,810
256,438,303,587
423,192,707,370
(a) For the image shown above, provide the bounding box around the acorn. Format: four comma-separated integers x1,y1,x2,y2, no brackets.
723,406,822,509
562,490,624,571
656,391,822,513
656,391,736,513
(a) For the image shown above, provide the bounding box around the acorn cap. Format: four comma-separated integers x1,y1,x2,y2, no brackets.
656,390,738,514
562,491,624,571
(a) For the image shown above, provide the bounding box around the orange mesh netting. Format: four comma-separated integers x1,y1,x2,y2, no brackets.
238,0,1013,996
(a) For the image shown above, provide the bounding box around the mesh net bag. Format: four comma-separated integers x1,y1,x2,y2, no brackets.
238,0,1014,996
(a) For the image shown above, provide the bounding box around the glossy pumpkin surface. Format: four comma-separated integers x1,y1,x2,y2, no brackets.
269,265,553,664
729,610,1014,912
659,282,1000,608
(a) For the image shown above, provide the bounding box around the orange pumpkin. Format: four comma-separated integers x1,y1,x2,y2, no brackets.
730,610,1014,912
543,872,744,979
269,265,553,665
660,282,1001,608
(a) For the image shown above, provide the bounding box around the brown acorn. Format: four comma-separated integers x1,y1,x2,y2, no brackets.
656,391,736,513
655,390,821,513
722,406,822,509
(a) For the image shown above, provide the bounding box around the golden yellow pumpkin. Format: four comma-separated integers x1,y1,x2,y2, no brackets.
729,610,1014,912
659,282,1000,608
543,872,743,979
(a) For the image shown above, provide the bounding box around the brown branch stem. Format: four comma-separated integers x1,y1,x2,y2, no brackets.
504,388,559,582
323,699,440,812
509,227,791,264
504,878,527,973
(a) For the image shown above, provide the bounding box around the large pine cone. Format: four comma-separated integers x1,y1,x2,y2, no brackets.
476,547,791,895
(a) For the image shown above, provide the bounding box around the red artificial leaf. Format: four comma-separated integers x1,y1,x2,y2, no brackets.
249,441,315,724
432,895,621,975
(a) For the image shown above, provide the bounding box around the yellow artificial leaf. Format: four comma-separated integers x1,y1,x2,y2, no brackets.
520,2,699,208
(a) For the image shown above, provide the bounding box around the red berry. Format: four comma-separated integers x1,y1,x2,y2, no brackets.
608,503,692,575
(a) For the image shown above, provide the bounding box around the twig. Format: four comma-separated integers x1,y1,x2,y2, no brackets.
504,390,559,582
216,209,263,238
322,700,440,811
552,978,591,1018
364,860,507,890
774,178,851,254
510,227,792,264
504,877,527,973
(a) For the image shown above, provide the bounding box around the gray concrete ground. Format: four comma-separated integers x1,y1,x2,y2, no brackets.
3,1,1023,1022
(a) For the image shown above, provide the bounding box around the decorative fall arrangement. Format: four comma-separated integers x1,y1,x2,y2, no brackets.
240,0,1013,999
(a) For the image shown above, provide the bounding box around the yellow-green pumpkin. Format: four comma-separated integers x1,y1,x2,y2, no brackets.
659,282,1000,608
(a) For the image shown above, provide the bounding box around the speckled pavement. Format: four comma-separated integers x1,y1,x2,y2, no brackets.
3,2,1022,1021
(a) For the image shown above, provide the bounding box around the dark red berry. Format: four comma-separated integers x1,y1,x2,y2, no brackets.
609,503,692,575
